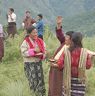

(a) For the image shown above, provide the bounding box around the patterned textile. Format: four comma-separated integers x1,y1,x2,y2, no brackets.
62,78,86,96
24,61,46,96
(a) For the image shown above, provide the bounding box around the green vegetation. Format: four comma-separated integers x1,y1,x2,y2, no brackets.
0,27,95,96
63,10,95,36
0,0,95,95
0,0,95,31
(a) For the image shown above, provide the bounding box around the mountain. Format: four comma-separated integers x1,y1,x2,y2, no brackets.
0,0,95,36
0,0,56,26
63,10,95,36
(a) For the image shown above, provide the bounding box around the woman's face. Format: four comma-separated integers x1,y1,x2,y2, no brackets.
65,35,71,45
29,29,38,40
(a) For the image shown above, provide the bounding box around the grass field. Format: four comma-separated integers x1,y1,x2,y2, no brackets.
0,28,95,96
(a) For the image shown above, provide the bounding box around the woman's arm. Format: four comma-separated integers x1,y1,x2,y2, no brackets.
86,54,92,69
20,40,30,57
87,50,95,56
57,52,64,69
56,16,65,44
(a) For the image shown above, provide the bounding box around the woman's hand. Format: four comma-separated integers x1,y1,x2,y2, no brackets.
50,63,58,67
34,47,40,53
56,16,63,24
56,16,63,29
87,50,95,57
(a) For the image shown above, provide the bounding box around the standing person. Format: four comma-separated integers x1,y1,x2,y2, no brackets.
48,16,95,96
22,11,36,33
48,16,74,96
22,11,36,37
7,8,17,38
0,24,4,62
51,32,93,96
20,26,46,96
36,14,44,40
48,31,74,96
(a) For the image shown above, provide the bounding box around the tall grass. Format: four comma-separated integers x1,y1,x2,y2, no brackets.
0,27,95,96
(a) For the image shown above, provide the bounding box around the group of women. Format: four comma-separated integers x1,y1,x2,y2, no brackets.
20,16,95,96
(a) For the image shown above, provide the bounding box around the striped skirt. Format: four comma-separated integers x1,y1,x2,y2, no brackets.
24,61,46,96
62,78,86,96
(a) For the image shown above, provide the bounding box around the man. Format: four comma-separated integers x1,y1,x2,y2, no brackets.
22,11,36,30
36,14,44,40
7,8,17,38
22,11,36,37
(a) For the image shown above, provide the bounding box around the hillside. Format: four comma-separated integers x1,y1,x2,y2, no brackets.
0,0,95,27
63,10,95,36
0,29,95,96
0,1,95,96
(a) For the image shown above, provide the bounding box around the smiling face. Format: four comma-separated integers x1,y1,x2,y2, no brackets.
65,35,72,45
29,29,38,40
65,31,75,46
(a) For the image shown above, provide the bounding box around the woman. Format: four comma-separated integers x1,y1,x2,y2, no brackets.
0,24,4,62
20,26,46,96
48,16,75,96
48,30,74,96
55,32,92,96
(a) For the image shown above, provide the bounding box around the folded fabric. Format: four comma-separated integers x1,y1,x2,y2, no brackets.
28,49,35,56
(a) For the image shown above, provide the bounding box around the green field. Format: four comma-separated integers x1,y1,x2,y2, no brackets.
0,28,95,96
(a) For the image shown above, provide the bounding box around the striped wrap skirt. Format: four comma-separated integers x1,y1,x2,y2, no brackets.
62,78,86,96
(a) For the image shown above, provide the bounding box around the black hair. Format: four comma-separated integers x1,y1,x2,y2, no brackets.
10,8,14,12
26,26,36,34
65,31,75,39
26,10,30,13
37,14,43,19
69,32,83,51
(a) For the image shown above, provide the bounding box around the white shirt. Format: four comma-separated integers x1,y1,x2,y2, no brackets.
8,13,16,23
0,24,4,37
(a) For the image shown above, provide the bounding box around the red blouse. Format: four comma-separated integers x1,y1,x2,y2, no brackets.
57,48,92,77
56,27,65,44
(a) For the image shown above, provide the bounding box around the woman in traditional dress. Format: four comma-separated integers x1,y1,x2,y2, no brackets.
48,30,74,96
52,32,93,96
48,16,75,96
20,26,46,96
